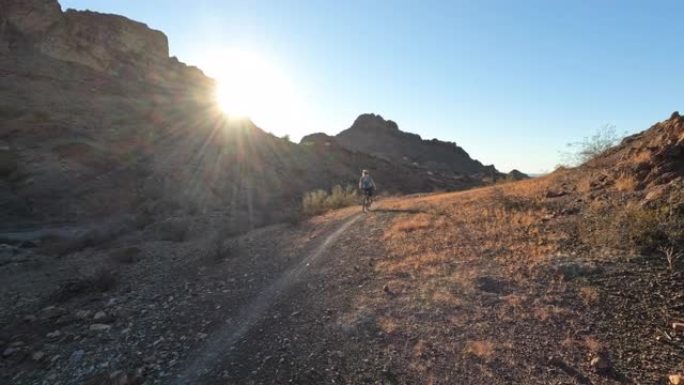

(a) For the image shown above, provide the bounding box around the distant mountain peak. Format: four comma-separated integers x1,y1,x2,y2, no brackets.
350,113,400,133
336,113,500,177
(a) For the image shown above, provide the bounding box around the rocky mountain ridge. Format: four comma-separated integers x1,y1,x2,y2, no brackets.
1,0,206,83
305,113,523,180
1,0,499,233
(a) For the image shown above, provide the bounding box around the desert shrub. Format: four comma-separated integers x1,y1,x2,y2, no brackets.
109,246,141,264
302,185,358,216
88,266,119,292
207,225,239,263
561,124,622,166
614,173,638,192
281,207,304,226
490,187,541,212
55,266,119,301
579,192,684,252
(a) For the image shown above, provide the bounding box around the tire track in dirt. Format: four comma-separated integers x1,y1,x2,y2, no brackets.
174,212,364,384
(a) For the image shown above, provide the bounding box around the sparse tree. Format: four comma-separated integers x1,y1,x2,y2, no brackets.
658,245,682,272
560,124,622,166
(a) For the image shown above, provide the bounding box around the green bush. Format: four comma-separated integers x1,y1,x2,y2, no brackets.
302,185,358,216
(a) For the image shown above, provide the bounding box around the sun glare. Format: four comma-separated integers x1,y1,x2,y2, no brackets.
201,49,309,138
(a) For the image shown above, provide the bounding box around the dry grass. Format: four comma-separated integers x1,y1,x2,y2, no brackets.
388,213,434,233
579,196,684,252
584,337,604,353
614,173,638,192
533,304,566,321
302,185,358,216
464,340,495,360
631,149,652,164
578,286,600,305
343,177,584,380
341,168,682,382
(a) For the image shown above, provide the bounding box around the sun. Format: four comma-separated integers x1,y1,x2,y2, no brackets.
201,49,308,138
212,50,269,119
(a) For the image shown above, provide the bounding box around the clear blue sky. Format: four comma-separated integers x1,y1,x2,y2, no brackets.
60,0,683,174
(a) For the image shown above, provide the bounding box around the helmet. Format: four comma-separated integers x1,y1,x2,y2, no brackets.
362,169,369,175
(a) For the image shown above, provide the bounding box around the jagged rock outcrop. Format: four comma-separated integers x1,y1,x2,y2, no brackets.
544,111,684,205
335,113,502,177
584,111,684,189
300,133,337,147
0,0,206,83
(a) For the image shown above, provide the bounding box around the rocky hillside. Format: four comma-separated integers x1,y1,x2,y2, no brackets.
332,113,513,179
0,0,495,234
544,111,684,207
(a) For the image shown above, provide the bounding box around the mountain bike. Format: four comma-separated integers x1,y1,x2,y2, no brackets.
361,189,374,213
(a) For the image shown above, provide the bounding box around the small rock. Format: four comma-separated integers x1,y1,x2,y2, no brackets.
89,323,111,331
23,315,37,323
93,311,107,321
111,372,131,385
197,332,208,340
46,330,62,339
70,349,85,363
545,189,567,198
671,374,682,385
673,322,684,332
590,355,610,371
383,284,390,293
31,351,45,361
41,306,65,319
2,347,16,357
75,310,92,319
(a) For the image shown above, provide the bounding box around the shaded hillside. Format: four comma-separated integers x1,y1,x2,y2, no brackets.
0,0,486,233
333,113,508,178
2,114,683,385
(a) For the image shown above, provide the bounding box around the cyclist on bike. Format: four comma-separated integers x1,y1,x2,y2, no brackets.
359,169,376,201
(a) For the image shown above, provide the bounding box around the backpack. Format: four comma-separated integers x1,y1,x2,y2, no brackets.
361,176,373,189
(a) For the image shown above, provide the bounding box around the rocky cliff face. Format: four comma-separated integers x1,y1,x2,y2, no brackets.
334,113,502,178
0,0,206,83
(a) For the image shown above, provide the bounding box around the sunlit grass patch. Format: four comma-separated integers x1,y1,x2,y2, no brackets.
578,285,600,305
464,340,495,360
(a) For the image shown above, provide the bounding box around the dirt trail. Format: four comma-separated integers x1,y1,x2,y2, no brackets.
175,213,364,384
5,191,680,384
